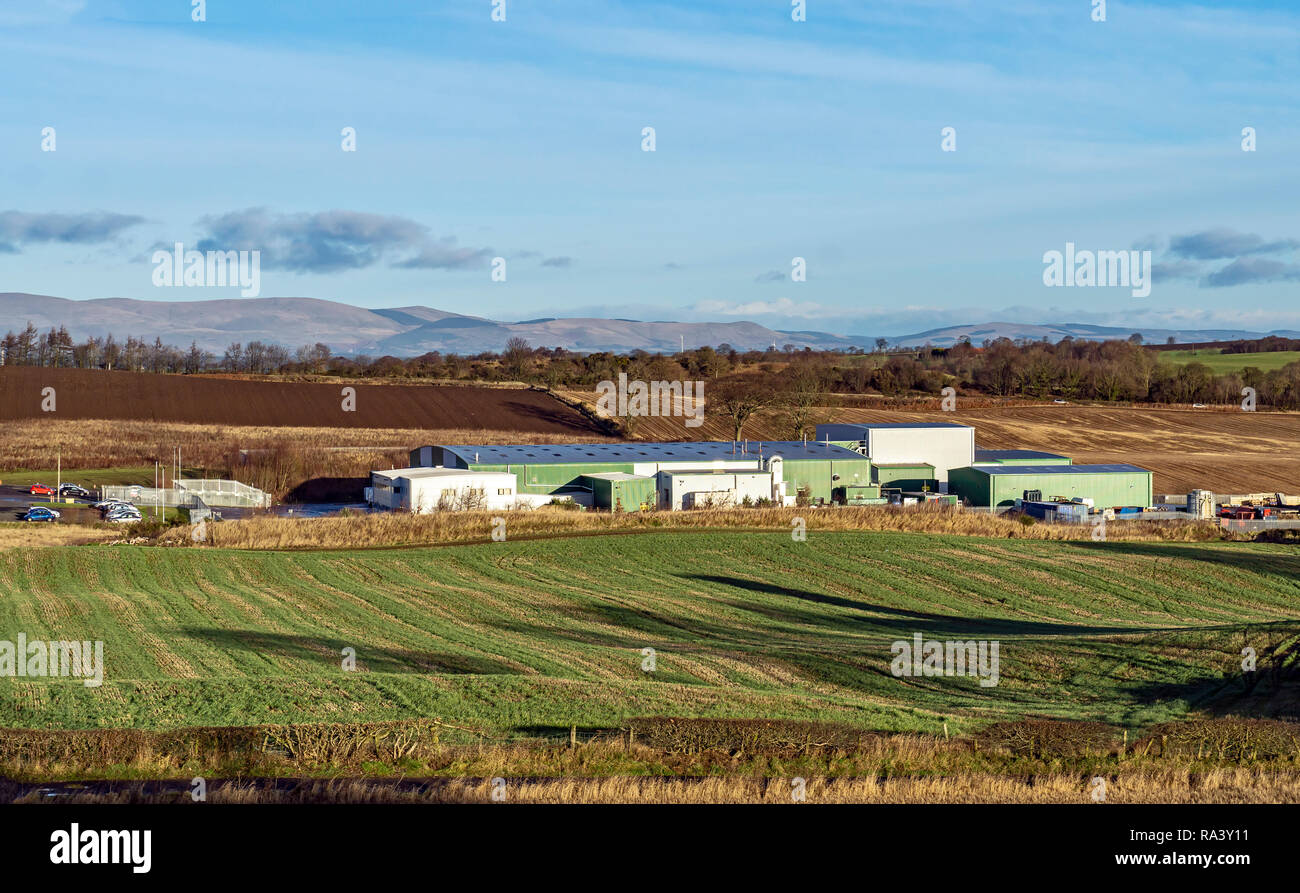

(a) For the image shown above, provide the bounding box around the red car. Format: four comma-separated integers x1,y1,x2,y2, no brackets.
28,484,54,497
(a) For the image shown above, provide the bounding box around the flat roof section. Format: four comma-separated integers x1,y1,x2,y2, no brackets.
435,441,865,465
375,467,512,479
820,422,972,431
973,449,1071,462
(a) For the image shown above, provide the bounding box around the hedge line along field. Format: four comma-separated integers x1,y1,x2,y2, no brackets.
1,530,1297,735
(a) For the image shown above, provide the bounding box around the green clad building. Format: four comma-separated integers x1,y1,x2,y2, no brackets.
949,463,1153,508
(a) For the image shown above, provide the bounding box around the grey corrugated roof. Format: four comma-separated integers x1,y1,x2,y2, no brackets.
437,441,864,465
828,423,971,430
973,449,1070,461
966,464,1149,475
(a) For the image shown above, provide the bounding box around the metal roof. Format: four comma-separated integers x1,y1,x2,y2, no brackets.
823,422,971,431
966,463,1150,475
373,467,511,480
973,449,1070,462
436,441,864,465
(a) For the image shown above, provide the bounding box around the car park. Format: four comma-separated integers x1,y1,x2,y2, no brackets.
22,507,60,522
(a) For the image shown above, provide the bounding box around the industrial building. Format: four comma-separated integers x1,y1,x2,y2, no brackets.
411,441,879,504
815,423,974,491
368,467,551,512
948,463,1153,509
378,426,1155,515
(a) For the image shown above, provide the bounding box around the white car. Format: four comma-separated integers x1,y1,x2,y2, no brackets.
105,507,142,522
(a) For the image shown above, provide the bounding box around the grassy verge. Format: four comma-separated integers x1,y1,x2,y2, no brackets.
3,718,1299,804
149,505,1228,550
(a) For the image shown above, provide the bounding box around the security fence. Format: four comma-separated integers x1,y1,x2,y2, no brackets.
101,479,271,509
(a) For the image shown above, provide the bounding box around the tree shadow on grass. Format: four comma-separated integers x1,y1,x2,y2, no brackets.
178,627,522,675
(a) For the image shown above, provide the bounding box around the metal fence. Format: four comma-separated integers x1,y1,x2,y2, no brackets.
101,479,271,508
1219,518,1300,533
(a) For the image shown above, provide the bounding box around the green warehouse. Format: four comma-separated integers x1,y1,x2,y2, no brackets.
873,462,938,491
407,441,873,506
949,463,1153,508
581,473,656,512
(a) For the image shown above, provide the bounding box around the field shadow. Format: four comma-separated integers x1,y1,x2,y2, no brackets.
500,399,606,434
679,573,1184,639
179,627,522,675
1056,539,1300,583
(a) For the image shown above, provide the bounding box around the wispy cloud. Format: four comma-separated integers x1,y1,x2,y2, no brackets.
0,210,144,253
1202,257,1300,288
193,208,492,273
1170,228,1299,261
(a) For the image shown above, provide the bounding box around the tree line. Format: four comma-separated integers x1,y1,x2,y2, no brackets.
3,322,1299,410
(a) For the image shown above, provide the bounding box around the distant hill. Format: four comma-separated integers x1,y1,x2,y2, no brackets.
0,293,1295,356
883,321,1300,348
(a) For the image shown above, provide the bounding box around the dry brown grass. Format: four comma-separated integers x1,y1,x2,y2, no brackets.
10,770,1300,804
0,419,613,471
149,504,1224,550
7,717,1300,803
0,524,117,550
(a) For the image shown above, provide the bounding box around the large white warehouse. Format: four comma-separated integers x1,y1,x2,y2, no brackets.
369,468,535,512
815,423,975,492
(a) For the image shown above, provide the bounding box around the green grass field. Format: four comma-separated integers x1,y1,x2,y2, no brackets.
1158,348,1300,374
0,466,156,490
1,530,1296,737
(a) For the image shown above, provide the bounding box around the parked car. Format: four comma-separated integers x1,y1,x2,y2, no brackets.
105,505,142,519
1052,399,1069,404
58,483,90,498
28,484,54,496
95,500,132,511
105,513,142,524
1192,403,1207,408
22,506,60,522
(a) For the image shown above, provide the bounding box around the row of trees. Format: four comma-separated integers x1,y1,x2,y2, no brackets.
5,320,1300,409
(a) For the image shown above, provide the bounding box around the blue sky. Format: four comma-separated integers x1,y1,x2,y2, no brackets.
1,0,1297,336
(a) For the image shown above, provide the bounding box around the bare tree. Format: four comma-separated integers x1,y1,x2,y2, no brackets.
503,337,532,378
710,375,777,441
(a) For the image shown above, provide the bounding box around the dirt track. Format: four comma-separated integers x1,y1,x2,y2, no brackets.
0,367,601,434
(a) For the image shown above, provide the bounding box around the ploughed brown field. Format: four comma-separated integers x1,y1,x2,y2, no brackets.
587,391,1300,496
0,367,601,434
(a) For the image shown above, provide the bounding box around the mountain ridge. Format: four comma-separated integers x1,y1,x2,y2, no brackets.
1,293,1294,355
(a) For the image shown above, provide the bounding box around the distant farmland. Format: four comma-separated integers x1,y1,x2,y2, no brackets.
1158,348,1300,374
3,530,1296,734
0,366,602,434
